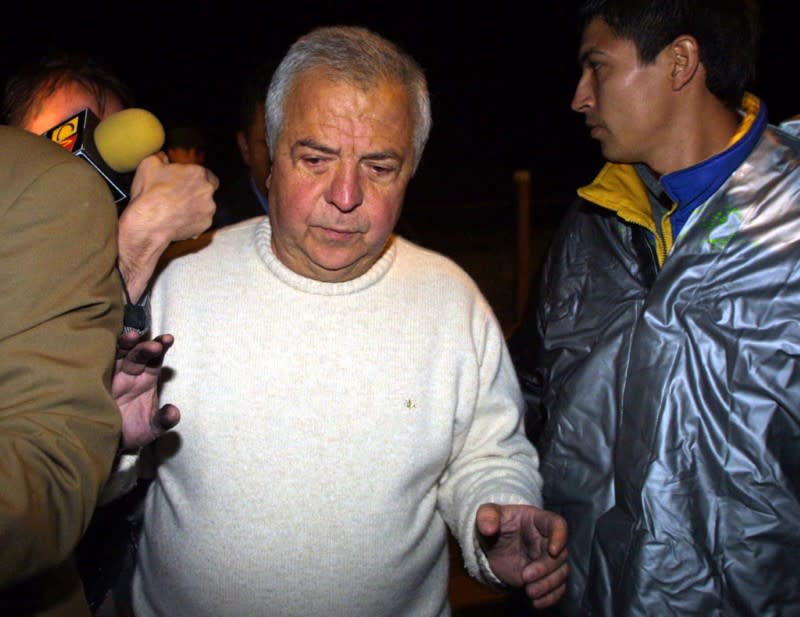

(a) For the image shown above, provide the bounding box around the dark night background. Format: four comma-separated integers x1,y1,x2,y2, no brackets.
1,1,797,228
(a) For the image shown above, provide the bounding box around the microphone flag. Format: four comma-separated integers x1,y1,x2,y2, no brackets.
44,108,130,205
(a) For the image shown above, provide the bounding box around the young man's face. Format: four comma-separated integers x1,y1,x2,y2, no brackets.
571,17,676,172
267,69,415,283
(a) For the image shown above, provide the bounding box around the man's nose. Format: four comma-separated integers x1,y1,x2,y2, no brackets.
326,164,364,212
571,70,594,113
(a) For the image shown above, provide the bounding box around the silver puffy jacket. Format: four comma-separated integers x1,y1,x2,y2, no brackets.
510,114,800,616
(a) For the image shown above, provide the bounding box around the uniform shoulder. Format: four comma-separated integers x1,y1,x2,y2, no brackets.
0,126,114,222
0,125,107,193
0,125,83,166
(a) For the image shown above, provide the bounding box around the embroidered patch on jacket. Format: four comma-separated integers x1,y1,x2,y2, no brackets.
678,201,744,250
704,204,743,250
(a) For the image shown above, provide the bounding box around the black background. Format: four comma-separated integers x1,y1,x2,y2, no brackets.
2,1,796,225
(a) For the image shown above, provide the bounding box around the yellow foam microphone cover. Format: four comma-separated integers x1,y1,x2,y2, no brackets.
94,108,165,173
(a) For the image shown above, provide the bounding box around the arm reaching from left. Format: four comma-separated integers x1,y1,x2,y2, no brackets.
113,331,180,451
476,503,569,610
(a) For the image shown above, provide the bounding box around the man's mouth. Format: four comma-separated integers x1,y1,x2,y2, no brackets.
587,122,606,138
316,226,359,241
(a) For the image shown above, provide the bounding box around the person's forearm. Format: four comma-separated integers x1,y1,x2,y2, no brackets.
117,212,171,303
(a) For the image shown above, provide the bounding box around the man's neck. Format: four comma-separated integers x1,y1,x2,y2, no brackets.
648,96,741,176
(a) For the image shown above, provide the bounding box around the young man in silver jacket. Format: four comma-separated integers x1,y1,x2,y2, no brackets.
509,0,800,615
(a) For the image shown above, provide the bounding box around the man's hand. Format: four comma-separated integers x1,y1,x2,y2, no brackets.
475,503,569,610
112,331,180,451
117,152,218,301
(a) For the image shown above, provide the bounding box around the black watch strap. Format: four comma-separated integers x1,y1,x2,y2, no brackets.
123,302,148,331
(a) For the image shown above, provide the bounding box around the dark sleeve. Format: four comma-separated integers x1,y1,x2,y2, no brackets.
507,200,581,446
123,292,151,333
507,267,552,446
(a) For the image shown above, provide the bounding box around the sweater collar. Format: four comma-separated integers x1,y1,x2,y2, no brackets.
254,218,397,295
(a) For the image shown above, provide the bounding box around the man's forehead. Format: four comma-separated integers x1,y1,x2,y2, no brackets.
25,82,123,134
581,17,613,46
290,70,409,111
284,75,413,144
579,17,634,60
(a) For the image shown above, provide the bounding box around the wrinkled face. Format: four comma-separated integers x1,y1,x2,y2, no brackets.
571,17,674,167
22,82,124,135
237,102,270,198
267,69,415,282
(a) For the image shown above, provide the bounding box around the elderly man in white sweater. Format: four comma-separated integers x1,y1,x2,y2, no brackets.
121,25,568,617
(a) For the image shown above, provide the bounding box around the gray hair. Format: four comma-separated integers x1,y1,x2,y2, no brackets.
265,25,432,174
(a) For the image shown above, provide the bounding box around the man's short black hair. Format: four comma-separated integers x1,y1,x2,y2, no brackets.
237,60,278,132
579,0,761,108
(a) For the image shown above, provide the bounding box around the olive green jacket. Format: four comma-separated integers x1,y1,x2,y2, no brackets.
0,126,122,616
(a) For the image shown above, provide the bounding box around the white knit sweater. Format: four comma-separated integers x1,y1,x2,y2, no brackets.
130,217,543,617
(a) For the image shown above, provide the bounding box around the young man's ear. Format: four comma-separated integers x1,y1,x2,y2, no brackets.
669,35,700,90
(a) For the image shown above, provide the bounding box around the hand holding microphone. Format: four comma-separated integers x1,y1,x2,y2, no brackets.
115,126,218,304
44,106,218,303
44,107,166,206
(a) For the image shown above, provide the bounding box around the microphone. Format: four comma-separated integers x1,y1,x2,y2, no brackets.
43,108,165,207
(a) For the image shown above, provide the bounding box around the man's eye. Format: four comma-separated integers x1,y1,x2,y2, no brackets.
579,60,600,75
370,164,395,175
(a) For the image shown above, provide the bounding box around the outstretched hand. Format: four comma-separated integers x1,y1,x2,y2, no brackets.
475,503,568,609
112,331,180,451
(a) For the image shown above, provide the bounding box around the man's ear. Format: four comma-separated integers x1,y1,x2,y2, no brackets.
669,35,700,90
236,130,250,165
